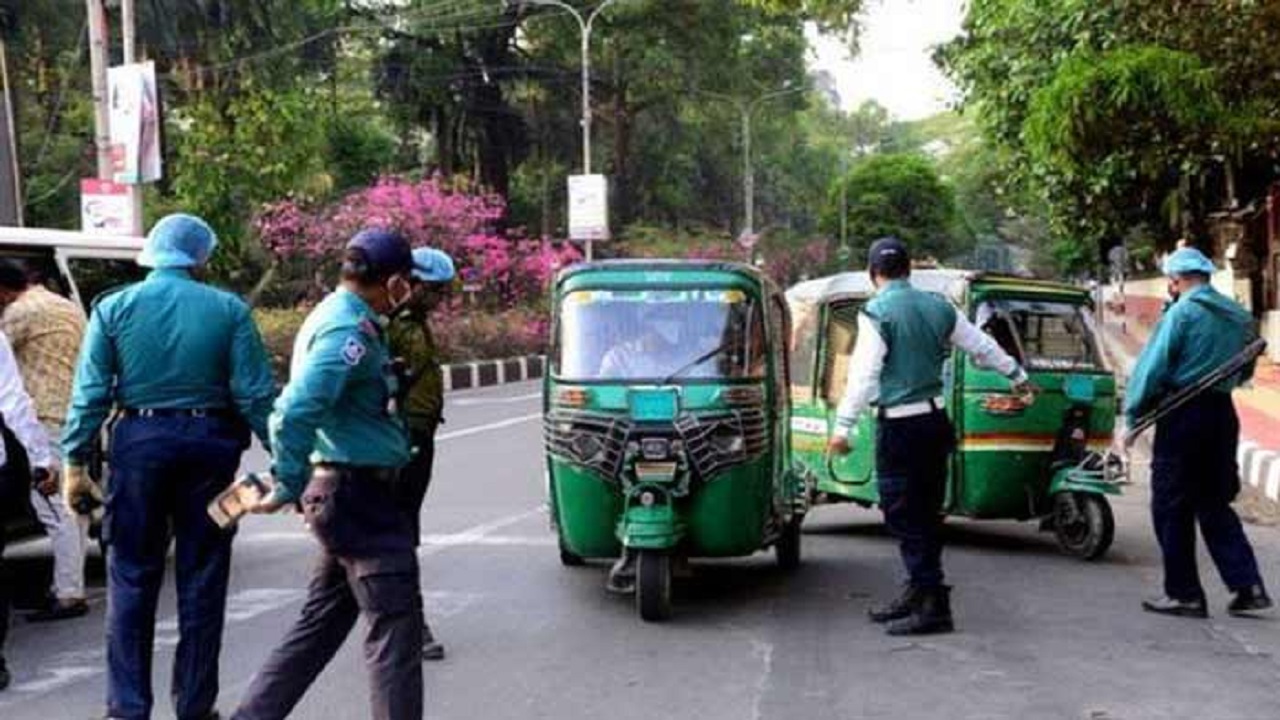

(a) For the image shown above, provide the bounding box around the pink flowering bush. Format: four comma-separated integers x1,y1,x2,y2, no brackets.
255,175,580,310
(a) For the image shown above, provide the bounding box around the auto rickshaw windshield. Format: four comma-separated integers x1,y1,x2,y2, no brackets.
555,288,766,382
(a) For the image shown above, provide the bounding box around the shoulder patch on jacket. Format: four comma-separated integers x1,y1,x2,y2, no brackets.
341,336,368,366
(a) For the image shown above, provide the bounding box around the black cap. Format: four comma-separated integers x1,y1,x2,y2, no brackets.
868,236,910,275
347,229,413,279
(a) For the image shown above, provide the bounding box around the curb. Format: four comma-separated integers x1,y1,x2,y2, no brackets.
1103,323,1280,504
442,355,546,392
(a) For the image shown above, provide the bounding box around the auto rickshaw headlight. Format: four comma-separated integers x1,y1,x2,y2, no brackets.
557,387,591,408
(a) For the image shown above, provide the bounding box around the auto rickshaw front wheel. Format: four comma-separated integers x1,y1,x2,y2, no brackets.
558,535,586,567
637,550,673,622
1052,492,1114,561
775,517,803,571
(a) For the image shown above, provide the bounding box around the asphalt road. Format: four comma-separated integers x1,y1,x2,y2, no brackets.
3,381,1280,719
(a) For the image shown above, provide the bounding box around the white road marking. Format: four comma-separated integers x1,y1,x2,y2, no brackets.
451,392,542,406
435,413,541,442
0,587,307,704
419,507,545,559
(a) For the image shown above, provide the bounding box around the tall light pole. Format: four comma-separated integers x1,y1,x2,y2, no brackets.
518,0,625,261
698,85,805,244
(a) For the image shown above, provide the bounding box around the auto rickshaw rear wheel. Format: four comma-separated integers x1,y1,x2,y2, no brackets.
558,535,586,566
637,550,673,622
775,517,803,571
1052,492,1114,561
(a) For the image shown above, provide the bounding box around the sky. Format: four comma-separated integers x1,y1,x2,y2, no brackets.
808,0,966,121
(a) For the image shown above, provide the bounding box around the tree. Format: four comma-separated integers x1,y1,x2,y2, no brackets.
939,0,1280,271
824,153,965,259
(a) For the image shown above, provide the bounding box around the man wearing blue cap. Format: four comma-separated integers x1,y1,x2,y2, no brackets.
1127,246,1271,618
61,213,277,720
387,247,455,661
828,237,1032,635
234,229,424,720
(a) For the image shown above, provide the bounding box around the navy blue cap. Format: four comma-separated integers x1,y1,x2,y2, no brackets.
867,236,910,273
347,229,413,279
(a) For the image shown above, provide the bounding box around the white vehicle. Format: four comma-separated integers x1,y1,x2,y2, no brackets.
0,227,144,545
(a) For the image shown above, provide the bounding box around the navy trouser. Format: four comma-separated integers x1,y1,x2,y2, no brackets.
1151,393,1263,601
104,415,246,720
233,466,423,720
876,410,956,589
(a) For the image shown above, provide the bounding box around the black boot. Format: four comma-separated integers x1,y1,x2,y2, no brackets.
606,550,637,594
0,655,9,691
422,618,446,661
1228,584,1272,617
886,585,955,636
868,585,921,624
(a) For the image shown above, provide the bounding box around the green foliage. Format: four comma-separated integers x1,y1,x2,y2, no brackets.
168,88,329,272
824,153,965,259
941,0,1280,273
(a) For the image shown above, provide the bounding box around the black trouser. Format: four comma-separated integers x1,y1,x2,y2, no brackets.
1151,393,1263,601
876,409,956,589
399,430,438,541
233,466,423,720
1,423,34,667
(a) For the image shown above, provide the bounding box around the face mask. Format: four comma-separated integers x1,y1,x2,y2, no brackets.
385,275,415,317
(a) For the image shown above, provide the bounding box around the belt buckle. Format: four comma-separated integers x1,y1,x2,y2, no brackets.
191,409,208,418
139,408,155,418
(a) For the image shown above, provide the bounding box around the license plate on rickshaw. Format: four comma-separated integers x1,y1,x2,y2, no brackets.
629,388,680,422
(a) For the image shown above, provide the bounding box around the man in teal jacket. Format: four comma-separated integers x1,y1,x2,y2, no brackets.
1126,247,1270,618
234,229,423,720
61,213,276,720
829,237,1031,636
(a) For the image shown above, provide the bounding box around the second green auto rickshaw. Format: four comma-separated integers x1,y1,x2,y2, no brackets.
787,269,1126,559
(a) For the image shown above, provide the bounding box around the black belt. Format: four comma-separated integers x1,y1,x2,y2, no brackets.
316,463,401,484
121,408,235,419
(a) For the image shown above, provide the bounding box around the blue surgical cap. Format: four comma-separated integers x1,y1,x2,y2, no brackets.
410,248,456,283
137,214,218,269
1163,247,1216,278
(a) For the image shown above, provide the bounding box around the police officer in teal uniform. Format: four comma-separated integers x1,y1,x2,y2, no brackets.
829,238,1031,636
60,214,277,720
233,230,423,720
1126,247,1271,618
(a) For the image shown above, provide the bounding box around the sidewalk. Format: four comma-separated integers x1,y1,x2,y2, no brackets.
1101,305,1280,505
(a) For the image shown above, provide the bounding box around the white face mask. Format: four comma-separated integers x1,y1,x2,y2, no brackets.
386,274,414,313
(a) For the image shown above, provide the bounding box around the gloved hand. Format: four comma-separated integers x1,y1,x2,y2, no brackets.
33,467,59,497
62,464,103,516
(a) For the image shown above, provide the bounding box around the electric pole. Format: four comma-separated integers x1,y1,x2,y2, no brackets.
86,0,112,180
121,0,144,234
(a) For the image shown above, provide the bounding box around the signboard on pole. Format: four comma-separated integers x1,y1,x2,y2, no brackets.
108,61,162,184
81,178,136,235
568,174,609,241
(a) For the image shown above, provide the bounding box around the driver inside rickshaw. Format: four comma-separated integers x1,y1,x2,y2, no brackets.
596,301,727,379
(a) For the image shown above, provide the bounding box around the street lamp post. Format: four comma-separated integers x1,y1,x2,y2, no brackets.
699,86,805,249
520,0,625,261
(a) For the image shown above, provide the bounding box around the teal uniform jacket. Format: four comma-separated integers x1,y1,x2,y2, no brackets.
269,287,411,502
61,268,276,464
1125,284,1255,426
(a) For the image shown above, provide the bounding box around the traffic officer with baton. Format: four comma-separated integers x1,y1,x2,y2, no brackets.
61,213,277,720
234,229,424,720
1126,246,1271,618
387,247,456,662
828,238,1032,635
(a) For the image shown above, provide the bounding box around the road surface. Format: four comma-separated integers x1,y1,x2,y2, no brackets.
2,381,1279,719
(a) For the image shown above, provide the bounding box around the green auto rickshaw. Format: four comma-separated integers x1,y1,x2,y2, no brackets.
544,260,808,621
787,269,1125,559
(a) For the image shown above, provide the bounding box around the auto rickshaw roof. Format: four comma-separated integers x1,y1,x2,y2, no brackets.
556,259,772,294
785,268,972,306
786,269,1092,308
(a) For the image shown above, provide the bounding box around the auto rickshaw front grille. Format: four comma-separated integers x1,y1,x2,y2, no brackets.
544,409,632,480
675,408,768,480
